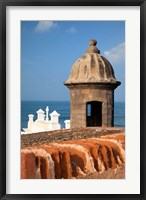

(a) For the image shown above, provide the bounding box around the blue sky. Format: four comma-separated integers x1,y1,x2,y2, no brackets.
21,21,125,102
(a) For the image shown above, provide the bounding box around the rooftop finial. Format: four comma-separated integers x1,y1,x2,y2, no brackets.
89,39,97,46
86,39,100,54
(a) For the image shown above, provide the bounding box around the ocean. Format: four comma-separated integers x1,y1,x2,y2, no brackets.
21,101,125,131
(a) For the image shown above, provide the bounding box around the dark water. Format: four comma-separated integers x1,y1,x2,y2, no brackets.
21,101,125,130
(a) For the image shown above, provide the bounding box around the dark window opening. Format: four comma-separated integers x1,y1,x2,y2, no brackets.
86,101,102,127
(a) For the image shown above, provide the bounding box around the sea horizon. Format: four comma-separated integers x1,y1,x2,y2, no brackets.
21,100,125,131
22,100,125,102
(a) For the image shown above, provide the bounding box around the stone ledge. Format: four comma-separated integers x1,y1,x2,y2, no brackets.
21,127,124,148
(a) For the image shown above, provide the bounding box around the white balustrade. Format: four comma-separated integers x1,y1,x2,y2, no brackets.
22,106,70,134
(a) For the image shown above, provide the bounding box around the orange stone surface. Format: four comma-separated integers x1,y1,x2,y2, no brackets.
21,133,125,179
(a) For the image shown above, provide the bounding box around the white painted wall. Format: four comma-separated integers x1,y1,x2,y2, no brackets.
22,106,70,134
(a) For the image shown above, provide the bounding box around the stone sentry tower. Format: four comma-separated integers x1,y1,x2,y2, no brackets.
64,39,121,128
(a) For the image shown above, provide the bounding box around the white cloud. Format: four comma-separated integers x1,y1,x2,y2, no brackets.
104,42,125,65
66,27,77,33
35,21,57,32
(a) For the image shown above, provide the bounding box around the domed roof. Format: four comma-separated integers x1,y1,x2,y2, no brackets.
65,39,120,85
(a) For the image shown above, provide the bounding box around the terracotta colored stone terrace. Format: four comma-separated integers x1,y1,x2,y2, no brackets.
21,127,125,179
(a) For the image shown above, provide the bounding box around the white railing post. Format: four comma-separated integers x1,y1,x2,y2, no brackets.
45,106,49,121
36,109,45,121
28,114,34,129
50,110,61,130
64,120,70,129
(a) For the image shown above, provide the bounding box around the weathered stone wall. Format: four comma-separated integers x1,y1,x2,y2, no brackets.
64,39,121,129
69,84,114,128
21,133,125,179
